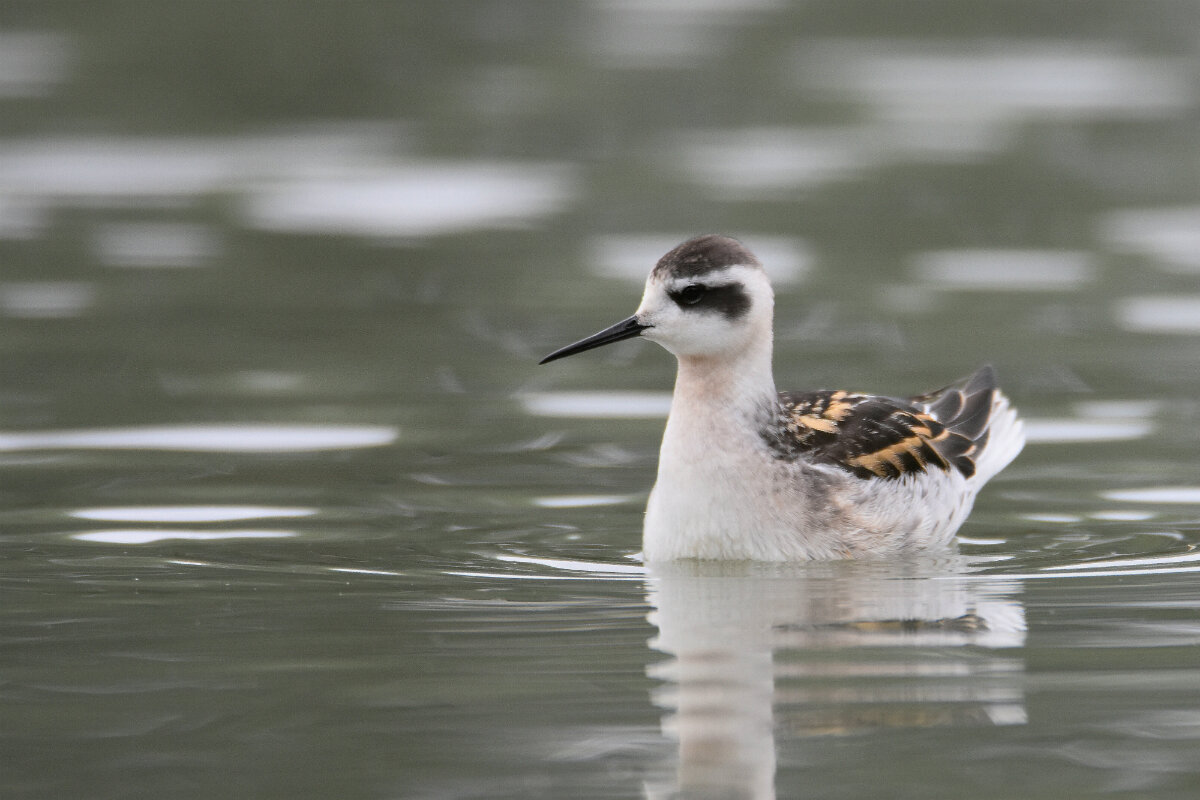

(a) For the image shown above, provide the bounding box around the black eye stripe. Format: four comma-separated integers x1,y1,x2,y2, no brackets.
668,283,751,320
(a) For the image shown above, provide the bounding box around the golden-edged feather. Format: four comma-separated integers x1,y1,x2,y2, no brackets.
770,366,999,481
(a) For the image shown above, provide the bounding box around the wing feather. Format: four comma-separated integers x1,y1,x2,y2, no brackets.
771,366,1001,481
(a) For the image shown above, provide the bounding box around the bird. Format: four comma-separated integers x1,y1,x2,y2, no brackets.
539,234,1024,562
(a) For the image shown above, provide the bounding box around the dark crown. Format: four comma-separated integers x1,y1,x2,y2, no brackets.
652,235,761,280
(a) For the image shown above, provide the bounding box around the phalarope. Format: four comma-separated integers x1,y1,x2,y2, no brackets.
540,234,1024,561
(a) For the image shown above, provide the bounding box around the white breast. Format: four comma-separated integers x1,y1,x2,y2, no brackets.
643,397,850,561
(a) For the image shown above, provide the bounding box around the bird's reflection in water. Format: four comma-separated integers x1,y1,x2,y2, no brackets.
643,555,1025,800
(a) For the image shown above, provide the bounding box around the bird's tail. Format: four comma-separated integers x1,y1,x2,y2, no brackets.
915,365,1024,484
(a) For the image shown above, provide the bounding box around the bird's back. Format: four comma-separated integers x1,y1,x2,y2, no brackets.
772,365,1023,489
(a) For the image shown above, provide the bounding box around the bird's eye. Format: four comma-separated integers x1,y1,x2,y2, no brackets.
678,284,706,305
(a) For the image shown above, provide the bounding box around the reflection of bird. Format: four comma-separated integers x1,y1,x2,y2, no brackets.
541,234,1024,561
644,558,1027,799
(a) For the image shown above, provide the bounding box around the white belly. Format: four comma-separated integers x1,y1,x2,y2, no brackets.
642,429,977,562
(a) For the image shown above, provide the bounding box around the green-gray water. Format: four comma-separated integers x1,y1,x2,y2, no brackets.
4,2,1200,798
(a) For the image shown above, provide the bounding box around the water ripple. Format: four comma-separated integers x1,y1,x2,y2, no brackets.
518,391,671,418
70,506,316,523
0,281,95,318
0,30,73,98
1117,295,1200,334
493,553,646,576
72,529,297,544
911,249,1095,291
533,495,633,509
92,221,221,269
1103,487,1200,504
1042,551,1200,572
242,163,577,238
1100,206,1200,272
0,424,398,452
796,41,1194,123
1023,418,1154,444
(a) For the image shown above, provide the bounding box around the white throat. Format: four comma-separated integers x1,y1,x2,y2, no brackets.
671,329,776,421
643,326,784,560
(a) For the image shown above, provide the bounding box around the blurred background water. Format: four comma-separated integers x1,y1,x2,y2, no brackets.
2,2,1200,798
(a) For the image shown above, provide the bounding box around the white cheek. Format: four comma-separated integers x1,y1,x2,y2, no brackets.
645,307,740,356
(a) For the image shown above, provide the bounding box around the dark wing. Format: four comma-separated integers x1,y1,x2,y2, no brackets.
773,366,998,481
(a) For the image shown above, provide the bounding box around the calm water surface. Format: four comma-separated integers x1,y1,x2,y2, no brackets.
3,2,1200,798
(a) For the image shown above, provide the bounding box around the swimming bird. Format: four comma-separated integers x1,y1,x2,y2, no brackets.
540,234,1024,561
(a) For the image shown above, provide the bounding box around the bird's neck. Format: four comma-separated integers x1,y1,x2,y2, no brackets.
670,336,778,431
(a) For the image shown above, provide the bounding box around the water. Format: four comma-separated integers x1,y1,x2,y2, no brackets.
3,1,1200,797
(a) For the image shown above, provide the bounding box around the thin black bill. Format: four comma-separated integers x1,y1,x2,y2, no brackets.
538,315,648,364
